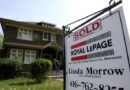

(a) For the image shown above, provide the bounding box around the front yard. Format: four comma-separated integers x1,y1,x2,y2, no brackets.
0,77,63,90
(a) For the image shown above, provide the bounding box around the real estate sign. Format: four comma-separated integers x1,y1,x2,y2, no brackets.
65,6,130,90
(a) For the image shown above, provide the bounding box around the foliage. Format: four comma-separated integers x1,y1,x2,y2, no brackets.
0,33,3,48
0,58,23,79
0,77,63,90
31,58,52,83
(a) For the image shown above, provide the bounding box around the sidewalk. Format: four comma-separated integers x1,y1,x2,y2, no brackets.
48,70,63,80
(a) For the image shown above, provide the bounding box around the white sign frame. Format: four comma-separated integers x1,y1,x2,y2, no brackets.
65,6,130,90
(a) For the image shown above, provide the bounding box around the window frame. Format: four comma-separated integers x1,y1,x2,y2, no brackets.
10,49,23,60
51,33,56,42
42,32,49,41
17,28,33,41
24,50,36,64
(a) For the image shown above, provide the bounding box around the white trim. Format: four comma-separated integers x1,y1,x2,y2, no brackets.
51,33,56,42
24,50,36,64
42,32,48,41
10,49,23,60
17,28,32,41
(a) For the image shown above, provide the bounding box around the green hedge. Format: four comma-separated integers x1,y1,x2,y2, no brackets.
31,58,52,83
0,58,23,79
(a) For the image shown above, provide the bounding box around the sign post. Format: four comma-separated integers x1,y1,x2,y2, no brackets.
64,6,130,90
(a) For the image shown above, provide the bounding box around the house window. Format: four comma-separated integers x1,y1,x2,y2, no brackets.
51,33,56,41
43,32,48,41
10,49,23,60
24,50,36,64
17,28,32,41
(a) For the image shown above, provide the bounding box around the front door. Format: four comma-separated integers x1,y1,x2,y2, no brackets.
42,47,56,70
42,54,53,61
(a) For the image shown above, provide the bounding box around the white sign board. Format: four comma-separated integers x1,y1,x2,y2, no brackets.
65,6,130,90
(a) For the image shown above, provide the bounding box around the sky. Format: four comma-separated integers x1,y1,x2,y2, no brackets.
0,0,130,35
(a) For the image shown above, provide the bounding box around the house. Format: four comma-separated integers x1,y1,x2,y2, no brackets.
0,18,63,72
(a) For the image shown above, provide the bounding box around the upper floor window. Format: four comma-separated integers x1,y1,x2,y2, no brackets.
43,32,48,41
51,33,56,42
10,49,23,60
17,28,32,41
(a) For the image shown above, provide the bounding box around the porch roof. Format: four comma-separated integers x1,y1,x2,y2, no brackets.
42,42,62,52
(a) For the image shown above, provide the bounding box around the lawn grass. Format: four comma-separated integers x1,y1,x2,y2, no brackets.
0,77,63,90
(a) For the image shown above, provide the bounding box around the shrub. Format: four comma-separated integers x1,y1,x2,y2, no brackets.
31,58,52,83
0,58,23,79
